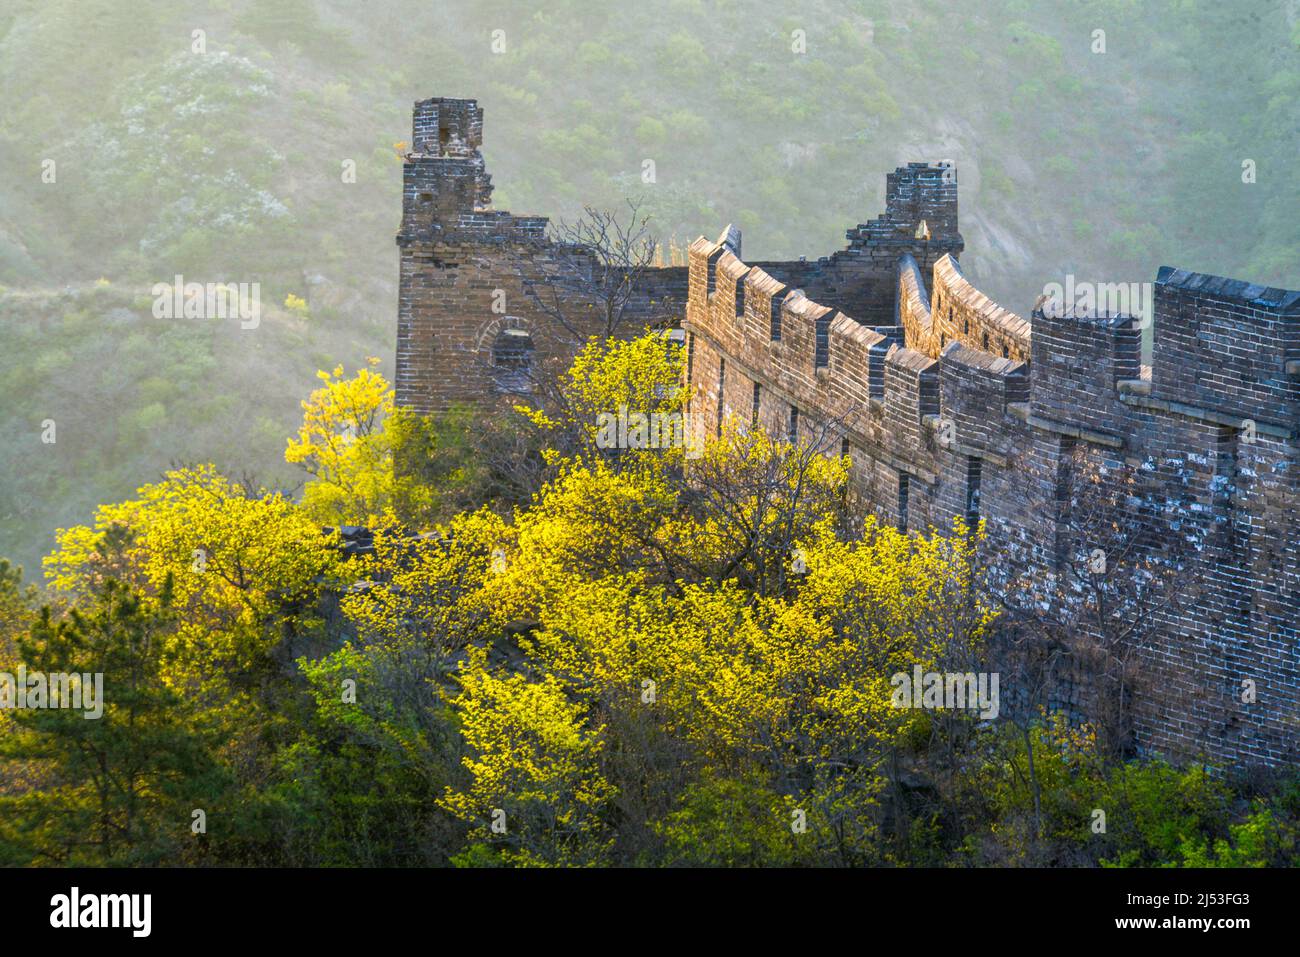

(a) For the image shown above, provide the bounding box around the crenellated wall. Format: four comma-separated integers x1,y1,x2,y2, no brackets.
930,255,1032,362
896,252,1032,362
395,95,1300,768
682,222,1300,769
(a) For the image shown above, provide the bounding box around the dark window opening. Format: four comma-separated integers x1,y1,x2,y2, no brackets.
771,299,782,341
685,333,696,411
492,329,534,393
982,332,990,350
1214,425,1242,555
716,358,726,437
965,456,983,528
815,317,830,368
751,381,761,428
788,405,799,444
1054,437,1077,567
898,472,910,532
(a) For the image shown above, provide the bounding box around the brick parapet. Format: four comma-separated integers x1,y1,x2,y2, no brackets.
394,95,1299,767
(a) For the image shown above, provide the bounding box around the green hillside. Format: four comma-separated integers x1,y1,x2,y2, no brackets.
1,0,1297,572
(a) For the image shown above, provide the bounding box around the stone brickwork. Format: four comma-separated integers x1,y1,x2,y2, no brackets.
395,97,688,413
394,96,1299,769
682,211,1299,770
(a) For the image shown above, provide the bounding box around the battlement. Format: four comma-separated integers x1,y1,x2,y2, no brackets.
1150,266,1300,432
686,224,1040,475
897,253,932,349
411,97,484,156
679,189,1299,771
395,95,1299,768
931,255,1031,361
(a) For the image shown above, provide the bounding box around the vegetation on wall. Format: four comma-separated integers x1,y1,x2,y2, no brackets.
1,0,1297,569
1,333,1296,867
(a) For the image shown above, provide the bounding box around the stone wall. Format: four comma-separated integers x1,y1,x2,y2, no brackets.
682,221,1300,768
395,97,688,414
394,95,1300,768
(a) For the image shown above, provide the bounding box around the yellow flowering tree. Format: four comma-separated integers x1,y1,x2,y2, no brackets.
440,652,617,867
285,358,395,525
668,420,850,595
342,507,510,659
43,464,342,702
515,331,690,474
321,330,999,866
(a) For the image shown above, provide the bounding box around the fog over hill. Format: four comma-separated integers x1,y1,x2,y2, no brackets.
1,0,1296,572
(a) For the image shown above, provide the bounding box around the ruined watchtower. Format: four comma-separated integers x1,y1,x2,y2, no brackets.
393,95,1300,767
395,97,688,413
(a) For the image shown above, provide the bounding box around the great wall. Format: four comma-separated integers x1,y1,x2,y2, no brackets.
395,96,1300,768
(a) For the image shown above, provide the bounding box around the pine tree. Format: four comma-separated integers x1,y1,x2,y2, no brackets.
0,573,224,865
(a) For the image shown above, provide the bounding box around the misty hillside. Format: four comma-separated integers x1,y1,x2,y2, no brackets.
1,0,1297,573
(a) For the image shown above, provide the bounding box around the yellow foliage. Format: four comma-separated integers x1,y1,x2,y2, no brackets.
413,404,993,863
343,507,511,654
43,464,342,699
285,363,396,525
440,648,616,866
517,332,689,471
32,329,1002,867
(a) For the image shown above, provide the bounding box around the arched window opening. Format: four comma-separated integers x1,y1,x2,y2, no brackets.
492,328,534,393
